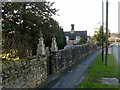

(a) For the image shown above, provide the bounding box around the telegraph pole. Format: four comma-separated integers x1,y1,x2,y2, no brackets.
102,0,104,62
105,0,108,65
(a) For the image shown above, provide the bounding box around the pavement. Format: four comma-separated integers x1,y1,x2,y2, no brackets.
37,49,102,88
112,44,120,65
102,78,119,85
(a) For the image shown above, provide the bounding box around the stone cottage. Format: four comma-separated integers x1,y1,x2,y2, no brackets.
64,24,87,45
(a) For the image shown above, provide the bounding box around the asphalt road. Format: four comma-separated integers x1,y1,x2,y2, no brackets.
42,50,102,88
112,43,120,69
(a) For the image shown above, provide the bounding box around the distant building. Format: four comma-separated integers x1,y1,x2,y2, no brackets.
108,33,120,42
64,24,87,45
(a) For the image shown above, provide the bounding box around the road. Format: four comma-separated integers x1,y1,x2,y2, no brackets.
112,43,120,69
40,50,102,88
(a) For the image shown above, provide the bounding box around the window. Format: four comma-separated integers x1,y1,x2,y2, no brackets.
65,36,69,41
76,36,81,41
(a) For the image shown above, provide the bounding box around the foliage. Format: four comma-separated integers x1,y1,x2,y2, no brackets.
92,26,103,45
2,2,66,59
78,38,87,45
92,25,111,45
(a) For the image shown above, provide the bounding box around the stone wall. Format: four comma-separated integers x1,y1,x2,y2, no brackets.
52,44,97,73
2,57,47,88
2,44,97,88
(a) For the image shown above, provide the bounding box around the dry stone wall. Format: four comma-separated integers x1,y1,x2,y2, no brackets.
52,44,97,73
2,44,97,88
2,57,47,88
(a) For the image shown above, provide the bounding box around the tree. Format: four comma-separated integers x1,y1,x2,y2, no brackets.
78,38,87,45
93,26,103,45
2,2,66,59
92,25,111,46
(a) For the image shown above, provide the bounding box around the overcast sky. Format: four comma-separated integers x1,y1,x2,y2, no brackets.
48,0,119,36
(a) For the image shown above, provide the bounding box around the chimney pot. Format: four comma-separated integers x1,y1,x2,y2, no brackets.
71,24,74,30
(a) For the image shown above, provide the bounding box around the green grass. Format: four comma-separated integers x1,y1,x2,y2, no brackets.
77,54,118,88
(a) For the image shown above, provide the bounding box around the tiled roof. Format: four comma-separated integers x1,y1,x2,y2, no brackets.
64,31,87,40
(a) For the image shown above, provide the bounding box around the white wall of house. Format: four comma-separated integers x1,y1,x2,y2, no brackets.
65,36,69,41
76,36,81,42
65,36,82,45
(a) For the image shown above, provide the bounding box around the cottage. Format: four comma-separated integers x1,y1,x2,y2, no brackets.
64,24,87,45
108,33,120,42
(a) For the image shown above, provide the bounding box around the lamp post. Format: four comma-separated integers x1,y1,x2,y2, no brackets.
102,0,104,62
105,0,108,65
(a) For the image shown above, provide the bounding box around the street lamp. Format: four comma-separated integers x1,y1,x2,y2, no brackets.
102,0,104,62
105,0,108,65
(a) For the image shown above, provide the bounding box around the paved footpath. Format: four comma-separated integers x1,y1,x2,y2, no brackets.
112,44,120,70
38,49,102,88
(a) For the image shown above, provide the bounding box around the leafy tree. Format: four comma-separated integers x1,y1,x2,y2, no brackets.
93,26,103,45
2,2,66,59
78,38,87,45
92,25,111,45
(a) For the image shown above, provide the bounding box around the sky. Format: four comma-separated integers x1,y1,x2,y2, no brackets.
48,0,119,36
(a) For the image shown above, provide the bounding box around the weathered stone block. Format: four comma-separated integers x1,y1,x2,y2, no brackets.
51,44,97,73
2,57,47,88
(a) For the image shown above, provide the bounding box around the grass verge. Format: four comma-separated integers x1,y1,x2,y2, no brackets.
77,54,118,88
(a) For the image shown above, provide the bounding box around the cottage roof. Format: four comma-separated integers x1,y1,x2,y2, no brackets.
64,31,87,40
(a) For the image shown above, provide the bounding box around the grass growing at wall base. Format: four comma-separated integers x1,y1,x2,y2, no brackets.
77,54,118,88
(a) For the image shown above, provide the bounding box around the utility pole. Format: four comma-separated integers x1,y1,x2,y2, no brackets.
102,0,104,62
105,0,108,65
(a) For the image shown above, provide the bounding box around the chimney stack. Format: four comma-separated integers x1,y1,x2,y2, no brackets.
71,24,74,31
